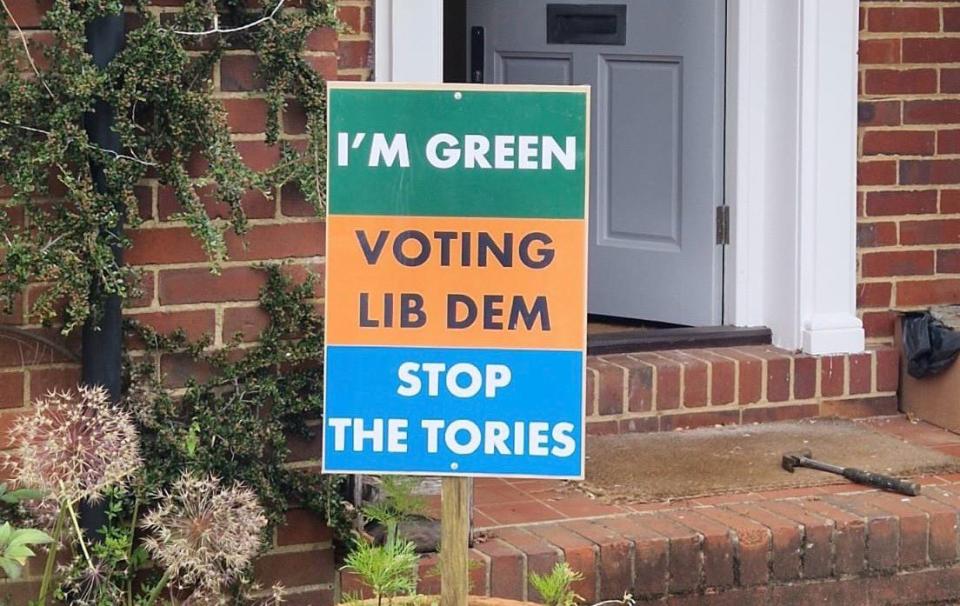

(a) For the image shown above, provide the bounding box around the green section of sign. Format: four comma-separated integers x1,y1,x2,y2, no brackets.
327,87,587,219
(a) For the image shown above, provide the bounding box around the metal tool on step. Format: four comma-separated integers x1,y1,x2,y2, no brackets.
781,449,921,496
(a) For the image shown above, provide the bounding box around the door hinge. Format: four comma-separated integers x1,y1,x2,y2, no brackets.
716,205,730,245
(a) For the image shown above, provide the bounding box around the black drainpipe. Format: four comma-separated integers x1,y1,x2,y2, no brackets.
80,11,125,538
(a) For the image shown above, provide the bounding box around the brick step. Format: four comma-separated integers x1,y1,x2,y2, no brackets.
341,480,960,605
586,345,900,435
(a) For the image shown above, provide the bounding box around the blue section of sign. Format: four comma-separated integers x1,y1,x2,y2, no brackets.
322,346,584,478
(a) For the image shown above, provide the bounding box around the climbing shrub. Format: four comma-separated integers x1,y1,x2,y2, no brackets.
0,0,349,600
0,0,336,332
126,264,349,536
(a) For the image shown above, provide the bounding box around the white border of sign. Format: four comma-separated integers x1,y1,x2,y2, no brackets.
322,81,590,480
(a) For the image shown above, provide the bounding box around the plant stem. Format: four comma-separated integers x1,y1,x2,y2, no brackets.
65,498,96,571
144,569,173,606
126,496,141,605
36,508,66,605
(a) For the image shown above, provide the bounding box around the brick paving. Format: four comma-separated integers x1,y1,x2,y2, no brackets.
355,416,960,603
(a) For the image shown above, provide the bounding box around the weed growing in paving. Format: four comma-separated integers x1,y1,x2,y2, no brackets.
530,562,585,606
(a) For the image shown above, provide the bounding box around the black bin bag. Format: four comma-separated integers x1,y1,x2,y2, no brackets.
902,311,960,379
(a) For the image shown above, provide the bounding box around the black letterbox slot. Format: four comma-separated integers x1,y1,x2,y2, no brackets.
547,4,626,46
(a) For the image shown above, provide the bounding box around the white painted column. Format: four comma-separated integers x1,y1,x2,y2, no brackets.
797,0,864,355
374,0,443,83
727,0,863,355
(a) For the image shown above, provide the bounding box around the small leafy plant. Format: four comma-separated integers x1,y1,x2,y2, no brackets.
0,486,52,581
0,521,50,580
363,476,428,547
530,562,585,606
345,477,424,606
342,537,420,606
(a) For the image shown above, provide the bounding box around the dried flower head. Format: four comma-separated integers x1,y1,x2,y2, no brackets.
124,375,160,426
141,472,267,593
7,386,141,504
60,558,124,606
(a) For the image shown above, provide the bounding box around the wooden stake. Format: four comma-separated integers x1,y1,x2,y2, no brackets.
441,476,470,606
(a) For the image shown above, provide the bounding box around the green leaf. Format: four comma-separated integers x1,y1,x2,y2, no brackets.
0,488,46,504
8,528,52,546
184,420,200,458
0,523,13,545
0,557,23,580
3,543,36,563
130,545,149,568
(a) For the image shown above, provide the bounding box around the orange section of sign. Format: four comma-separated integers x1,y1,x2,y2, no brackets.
325,215,586,350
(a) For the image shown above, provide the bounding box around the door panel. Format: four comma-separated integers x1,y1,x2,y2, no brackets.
467,0,725,325
499,53,573,85
600,55,681,248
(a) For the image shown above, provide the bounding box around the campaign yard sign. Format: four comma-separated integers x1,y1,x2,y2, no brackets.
322,83,589,479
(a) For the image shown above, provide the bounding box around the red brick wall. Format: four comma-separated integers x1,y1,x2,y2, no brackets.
858,1,960,343
0,1,370,603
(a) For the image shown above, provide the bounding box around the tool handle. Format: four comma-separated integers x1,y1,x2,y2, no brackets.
842,468,921,496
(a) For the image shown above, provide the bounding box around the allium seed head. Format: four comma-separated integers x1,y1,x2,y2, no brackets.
61,558,124,606
7,386,142,504
141,472,268,593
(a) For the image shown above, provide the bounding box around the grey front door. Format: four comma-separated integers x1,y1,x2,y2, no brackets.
466,0,725,325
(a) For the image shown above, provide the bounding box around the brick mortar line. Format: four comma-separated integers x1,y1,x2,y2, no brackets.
859,275,960,283
861,93,960,101
338,33,372,42
859,61,960,68
859,276,960,286
859,126,958,132
130,298,325,316
13,290,324,318
472,547,492,597
584,390,898,427
705,348,747,405
678,350,714,407
626,355,661,411
217,49,342,57
563,521,636,599
646,352,687,410
732,347,775,404
860,33,960,41
857,213,960,221
265,540,333,555
134,216,324,230
123,300,292,315
338,67,372,76
248,583,334,599
857,217,960,225
862,154,960,160
120,256,326,272
527,526,601,600
0,364,82,383
859,151,943,160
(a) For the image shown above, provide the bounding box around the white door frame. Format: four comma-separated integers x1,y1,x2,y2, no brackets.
372,0,864,355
